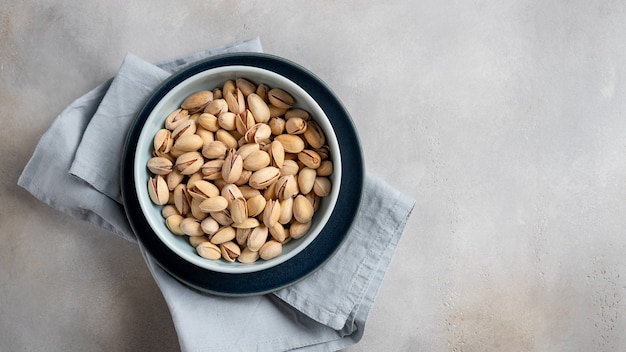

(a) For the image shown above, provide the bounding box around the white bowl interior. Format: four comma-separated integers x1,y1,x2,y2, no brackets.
134,65,341,273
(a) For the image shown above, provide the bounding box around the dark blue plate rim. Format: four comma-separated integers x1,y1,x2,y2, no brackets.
120,53,364,296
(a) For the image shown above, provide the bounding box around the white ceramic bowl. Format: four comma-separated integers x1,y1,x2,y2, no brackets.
134,65,342,274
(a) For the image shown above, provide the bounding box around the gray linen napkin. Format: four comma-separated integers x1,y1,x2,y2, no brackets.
18,37,415,351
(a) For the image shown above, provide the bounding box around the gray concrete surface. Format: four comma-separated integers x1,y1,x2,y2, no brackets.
3,1,626,351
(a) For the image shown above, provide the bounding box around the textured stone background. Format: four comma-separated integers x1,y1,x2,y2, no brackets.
3,1,626,351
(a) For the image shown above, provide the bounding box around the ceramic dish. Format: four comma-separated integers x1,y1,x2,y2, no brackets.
121,53,363,296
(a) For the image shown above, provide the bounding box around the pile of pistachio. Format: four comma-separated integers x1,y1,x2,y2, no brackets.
147,77,333,263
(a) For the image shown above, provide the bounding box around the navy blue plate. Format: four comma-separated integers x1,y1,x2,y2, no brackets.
120,53,363,296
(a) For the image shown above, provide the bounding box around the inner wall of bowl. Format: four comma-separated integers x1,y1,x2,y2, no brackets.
135,66,342,274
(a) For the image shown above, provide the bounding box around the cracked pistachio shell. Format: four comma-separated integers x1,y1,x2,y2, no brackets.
316,160,333,177
197,241,221,260
180,218,204,237
285,117,307,135
189,235,209,248
204,98,229,116
236,110,256,136
305,192,321,212
303,120,326,149
263,181,278,200
181,90,213,113
188,180,220,200
225,88,245,114
275,134,305,154
201,217,220,236
236,227,252,246
278,197,294,225
221,184,244,202
247,225,268,252
256,83,269,101
210,226,236,245
259,240,282,260
165,108,190,131
220,241,241,262
298,149,322,169
238,247,260,263
201,159,224,180
268,88,295,109
313,177,332,197
222,149,243,184
199,196,229,213
148,175,169,205
243,150,270,171
147,156,173,175
173,184,190,216
249,167,281,190
290,221,312,239
173,134,203,153
229,198,248,225
293,194,314,223
236,77,256,96
175,151,204,175
165,214,185,235
172,119,197,140
154,129,173,154
210,210,234,226
263,199,281,228
275,175,299,200
198,113,220,132
297,167,317,195
246,194,266,217
244,123,272,144
202,140,228,160
247,93,271,123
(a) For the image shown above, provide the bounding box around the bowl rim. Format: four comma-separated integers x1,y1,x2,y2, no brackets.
120,52,364,296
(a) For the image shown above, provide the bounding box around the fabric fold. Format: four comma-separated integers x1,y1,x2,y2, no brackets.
17,37,416,351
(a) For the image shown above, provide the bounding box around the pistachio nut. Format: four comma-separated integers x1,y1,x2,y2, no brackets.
210,210,234,226
231,217,260,229
204,98,229,116
297,167,317,195
202,140,228,160
165,108,190,131
303,120,325,149
269,104,288,118
235,227,252,246
180,217,204,236
275,175,299,200
181,90,213,113
263,181,278,201
175,151,204,175
235,110,256,136
239,186,262,199
190,197,208,221
237,143,260,160
173,134,203,153
243,150,270,171
148,175,169,205
249,166,281,189
220,241,241,262
247,93,270,123
298,149,321,169
201,217,220,236
213,87,223,99
172,119,197,140
262,199,281,228
293,194,314,223
173,184,191,216
269,141,285,168
278,197,294,225
222,148,243,184
269,222,287,243
236,77,256,96
285,117,307,135
189,235,209,248
316,160,333,177
313,176,332,197
210,226,236,245
280,159,300,176
166,169,185,190
284,108,311,121
246,194,266,217
238,247,260,263
269,117,286,135
198,113,220,132
247,225,268,252
275,134,305,153
289,221,312,239
259,240,282,260
199,196,228,213
268,88,295,109
154,129,173,154
188,180,220,200
201,159,224,180
225,88,245,114
147,156,173,175
161,204,179,218
165,214,185,235
244,123,272,144
218,112,237,131
195,125,215,145
305,191,321,212
256,83,269,101
186,172,204,190
197,241,221,260
215,129,239,149
229,197,248,225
